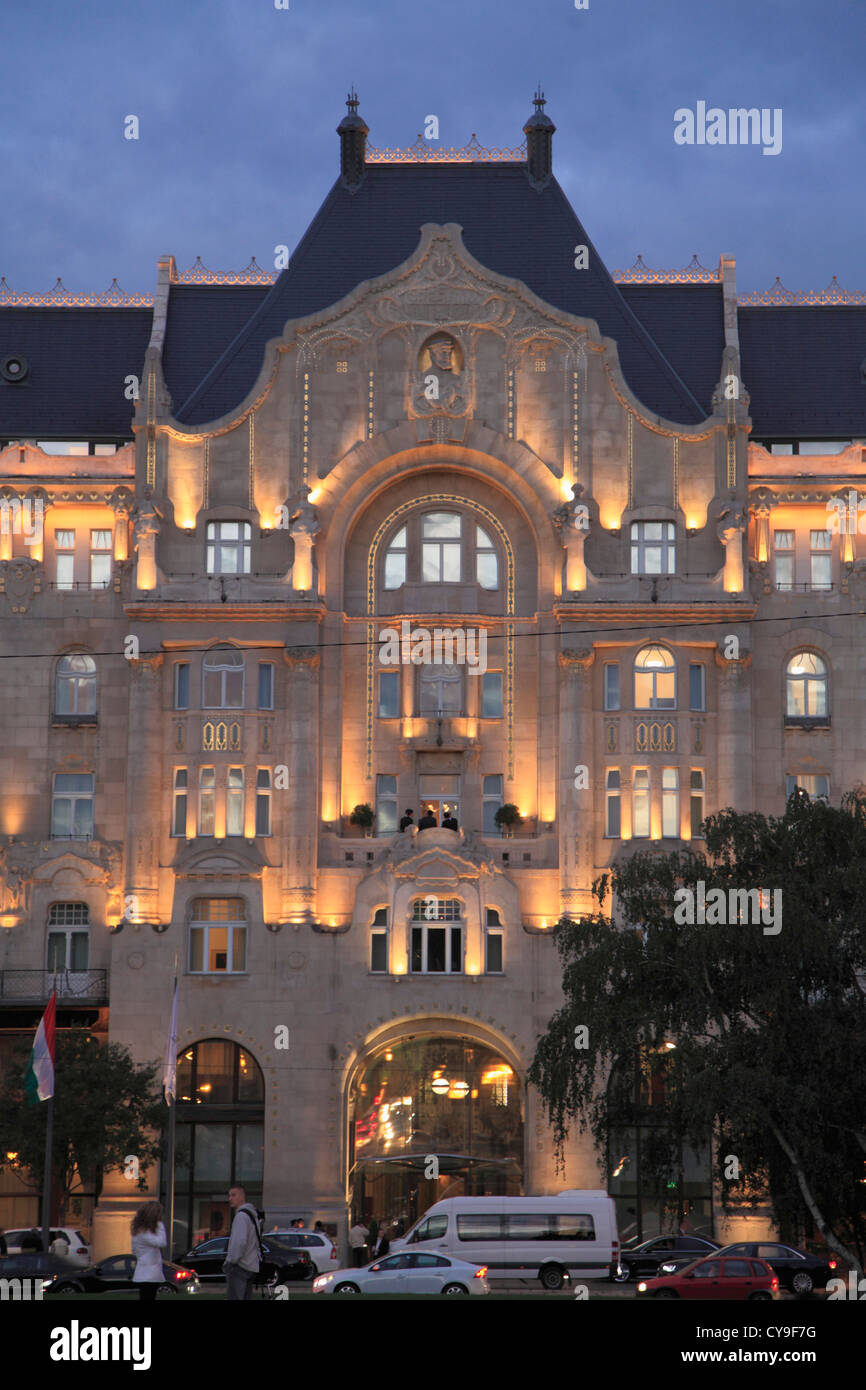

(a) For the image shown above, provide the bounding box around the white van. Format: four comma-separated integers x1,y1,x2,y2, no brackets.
390,1190,619,1289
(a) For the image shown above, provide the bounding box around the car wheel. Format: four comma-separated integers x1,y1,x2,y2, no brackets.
334,1282,361,1295
441,1283,469,1296
539,1264,566,1290
613,1266,631,1283
156,1283,178,1295
749,1291,772,1301
52,1282,83,1296
655,1289,679,1299
792,1271,814,1296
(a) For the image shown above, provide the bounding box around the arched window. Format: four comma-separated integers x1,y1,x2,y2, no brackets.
46,903,90,994
55,654,97,717
422,512,461,582
384,527,407,589
202,646,244,709
634,646,676,710
475,526,498,589
786,652,828,719
381,509,501,592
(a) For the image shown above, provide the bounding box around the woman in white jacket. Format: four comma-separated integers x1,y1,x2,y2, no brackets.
131,1201,167,1302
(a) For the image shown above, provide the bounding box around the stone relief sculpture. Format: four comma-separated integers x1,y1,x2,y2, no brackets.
414,331,467,416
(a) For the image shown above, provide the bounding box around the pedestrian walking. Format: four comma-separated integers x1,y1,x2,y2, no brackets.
348,1219,369,1267
131,1201,167,1303
224,1184,262,1300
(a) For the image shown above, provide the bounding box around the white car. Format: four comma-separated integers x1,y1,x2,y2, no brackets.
313,1251,489,1296
275,1230,337,1275
3,1227,92,1268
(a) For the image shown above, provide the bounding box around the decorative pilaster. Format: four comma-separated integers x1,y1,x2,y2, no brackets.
714,647,753,813
281,646,321,923
124,653,164,922
558,648,595,913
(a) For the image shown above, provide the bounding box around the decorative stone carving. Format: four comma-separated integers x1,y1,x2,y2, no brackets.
413,331,467,416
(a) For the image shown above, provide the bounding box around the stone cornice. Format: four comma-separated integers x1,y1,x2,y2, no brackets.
123,601,326,622
555,601,757,625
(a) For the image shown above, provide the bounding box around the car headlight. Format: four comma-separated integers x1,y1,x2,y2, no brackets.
41,1279,53,1291
637,1281,648,1293
313,1274,334,1288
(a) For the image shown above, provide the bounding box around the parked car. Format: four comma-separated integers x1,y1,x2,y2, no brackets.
712,1242,837,1296
637,1254,779,1300
313,1251,489,1296
615,1234,720,1281
272,1229,337,1274
180,1234,311,1285
2,1227,91,1267
50,1254,199,1296
0,1251,83,1293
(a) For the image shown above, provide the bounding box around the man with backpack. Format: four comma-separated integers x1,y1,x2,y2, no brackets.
224,1185,263,1300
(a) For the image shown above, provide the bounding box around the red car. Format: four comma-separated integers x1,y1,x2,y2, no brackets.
636,1253,779,1300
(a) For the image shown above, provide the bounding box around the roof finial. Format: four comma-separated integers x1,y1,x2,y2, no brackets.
534,84,546,112
346,88,359,115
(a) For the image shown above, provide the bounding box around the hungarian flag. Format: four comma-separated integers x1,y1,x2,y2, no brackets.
25,992,56,1104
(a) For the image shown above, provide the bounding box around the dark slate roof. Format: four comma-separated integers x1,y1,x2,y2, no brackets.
0,308,152,439
162,285,270,416
173,163,706,427
620,283,725,417
738,306,866,439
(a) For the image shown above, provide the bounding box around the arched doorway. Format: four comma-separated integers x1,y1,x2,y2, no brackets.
348,1034,524,1237
172,1039,264,1255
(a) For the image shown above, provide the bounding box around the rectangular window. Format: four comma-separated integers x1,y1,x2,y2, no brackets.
226,767,244,836
410,920,463,973
174,663,190,710
810,530,832,591
255,768,272,836
206,521,251,576
632,769,650,838
376,774,398,835
689,663,706,712
482,774,504,835
198,767,215,836
419,664,462,715
172,768,188,837
785,773,829,803
47,930,89,972
370,907,388,973
605,769,621,838
662,767,678,838
378,670,400,718
481,672,503,718
604,664,620,711
55,530,75,590
774,530,794,590
51,773,94,839
486,909,503,974
690,769,705,838
89,529,112,589
630,521,676,575
257,663,274,710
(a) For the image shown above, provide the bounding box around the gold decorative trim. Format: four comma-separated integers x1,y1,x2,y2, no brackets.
572,369,579,480
145,364,156,489
203,437,210,510
556,601,757,624
125,601,325,622
627,413,634,509
367,135,526,163
367,369,375,440
603,363,716,441
302,373,310,486
506,368,515,440
673,437,679,509
613,255,718,284
248,414,255,511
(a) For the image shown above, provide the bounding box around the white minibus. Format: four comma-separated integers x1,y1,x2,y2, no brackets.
390,1190,619,1289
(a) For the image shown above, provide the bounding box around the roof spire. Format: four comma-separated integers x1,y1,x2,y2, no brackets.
337,89,369,191
524,87,555,191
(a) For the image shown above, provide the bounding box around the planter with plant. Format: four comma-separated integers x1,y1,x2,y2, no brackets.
349,803,375,837
494,803,523,837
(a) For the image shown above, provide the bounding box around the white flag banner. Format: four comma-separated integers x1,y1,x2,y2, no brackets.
163,980,178,1102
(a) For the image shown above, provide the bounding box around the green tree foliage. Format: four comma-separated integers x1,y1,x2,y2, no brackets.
0,1029,165,1218
529,791,866,1272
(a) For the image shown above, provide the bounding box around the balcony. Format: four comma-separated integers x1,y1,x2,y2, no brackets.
0,970,108,1005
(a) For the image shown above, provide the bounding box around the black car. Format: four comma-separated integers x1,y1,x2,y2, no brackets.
715,1242,838,1296
49,1254,199,1296
0,1251,82,1293
181,1234,311,1285
615,1235,720,1281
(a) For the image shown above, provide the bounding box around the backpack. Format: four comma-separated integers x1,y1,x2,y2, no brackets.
239,1206,267,1272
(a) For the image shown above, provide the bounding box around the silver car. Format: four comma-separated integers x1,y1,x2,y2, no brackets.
313,1251,489,1296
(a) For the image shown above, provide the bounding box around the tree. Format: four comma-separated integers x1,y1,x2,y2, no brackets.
0,1028,166,1220
528,790,866,1273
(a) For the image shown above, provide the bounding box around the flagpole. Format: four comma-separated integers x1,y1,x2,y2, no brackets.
166,1088,176,1259
41,1094,54,1253
164,957,179,1260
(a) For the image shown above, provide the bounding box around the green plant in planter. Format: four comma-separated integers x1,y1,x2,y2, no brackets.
494,803,523,836
349,803,375,836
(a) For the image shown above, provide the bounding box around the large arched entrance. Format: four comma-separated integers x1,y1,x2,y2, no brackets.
348,1033,524,1235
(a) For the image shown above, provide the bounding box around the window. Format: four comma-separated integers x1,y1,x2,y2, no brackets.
475,526,499,590
635,646,676,709
810,530,832,590
55,654,97,716
89,530,111,589
632,769,650,838
203,646,244,708
690,770,705,838
172,769,188,837
604,663,620,711
226,767,244,836
662,767,678,838
174,663,190,710
255,769,272,836
370,907,388,973
188,898,247,974
692,1261,722,1279
257,663,274,710
422,512,462,583
198,767,215,836
51,773,94,839
786,773,829,803
411,899,463,973
485,907,503,973
376,774,398,835
774,530,794,590
786,652,828,719
689,663,705,712
55,530,75,590
483,774,504,835
605,770,621,837
481,672,503,718
419,663,462,716
378,670,400,718
384,526,407,589
631,521,675,575
47,903,89,976
206,521,251,575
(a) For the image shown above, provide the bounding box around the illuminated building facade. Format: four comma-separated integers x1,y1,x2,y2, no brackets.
1,95,864,1255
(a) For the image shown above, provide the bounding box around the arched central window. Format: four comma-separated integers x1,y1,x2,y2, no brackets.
634,646,676,710
383,509,500,591
786,651,827,719
55,654,97,716
203,646,244,708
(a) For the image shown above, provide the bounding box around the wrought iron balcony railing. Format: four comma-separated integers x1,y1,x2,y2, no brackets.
0,969,108,1004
